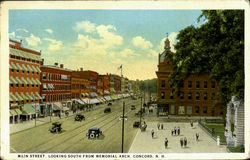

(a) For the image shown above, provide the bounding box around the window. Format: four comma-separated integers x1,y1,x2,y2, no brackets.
180,80,184,88
186,106,192,115
178,106,185,115
196,92,200,100
27,71,29,74
22,70,24,74
16,70,19,73
188,81,192,88
204,81,207,88
170,105,175,114
37,72,39,74
11,69,14,73
42,73,47,80
203,107,207,114
27,84,29,87
170,90,174,99
188,93,192,100
32,84,34,87
32,71,34,74
42,95,46,102
161,80,165,87
36,85,38,87
195,106,200,113
16,84,19,87
11,84,13,87
180,92,184,99
196,81,200,88
161,92,165,99
204,93,207,100
211,93,215,100
22,84,24,87
212,81,215,88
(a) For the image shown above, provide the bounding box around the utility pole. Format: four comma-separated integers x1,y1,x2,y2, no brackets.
140,96,142,127
121,101,125,153
34,103,37,127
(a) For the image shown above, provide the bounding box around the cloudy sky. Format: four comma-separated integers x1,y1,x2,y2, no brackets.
9,10,203,80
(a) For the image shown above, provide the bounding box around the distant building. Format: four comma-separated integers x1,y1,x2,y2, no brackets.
155,37,224,117
9,39,42,123
225,96,244,147
40,63,71,117
71,70,90,100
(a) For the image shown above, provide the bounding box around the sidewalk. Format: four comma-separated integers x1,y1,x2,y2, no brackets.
128,122,228,153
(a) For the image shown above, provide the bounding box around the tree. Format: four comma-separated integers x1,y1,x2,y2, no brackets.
168,10,244,104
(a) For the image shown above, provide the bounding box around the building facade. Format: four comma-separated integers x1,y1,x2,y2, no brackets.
156,38,223,117
40,63,72,116
9,39,42,123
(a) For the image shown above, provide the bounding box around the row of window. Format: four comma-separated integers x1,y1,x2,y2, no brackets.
42,94,71,102
10,69,39,75
161,91,216,100
10,84,39,88
42,73,71,81
10,55,40,64
72,84,89,90
42,84,71,91
161,80,216,89
10,99,39,103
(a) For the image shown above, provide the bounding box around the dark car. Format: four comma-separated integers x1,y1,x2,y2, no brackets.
104,107,111,113
75,114,85,121
49,122,62,133
86,126,102,139
131,105,136,110
133,121,140,128
107,102,112,106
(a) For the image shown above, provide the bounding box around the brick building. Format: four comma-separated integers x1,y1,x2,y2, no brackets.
156,38,223,117
40,63,71,116
9,39,42,123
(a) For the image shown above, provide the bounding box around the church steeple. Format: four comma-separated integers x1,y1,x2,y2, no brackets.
164,33,171,51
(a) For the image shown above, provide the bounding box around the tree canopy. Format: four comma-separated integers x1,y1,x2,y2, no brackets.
167,10,244,104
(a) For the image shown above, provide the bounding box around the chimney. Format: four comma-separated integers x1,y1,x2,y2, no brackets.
60,64,63,68
54,62,58,66
80,67,83,71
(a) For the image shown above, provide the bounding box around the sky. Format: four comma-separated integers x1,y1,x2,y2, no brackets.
9,10,203,80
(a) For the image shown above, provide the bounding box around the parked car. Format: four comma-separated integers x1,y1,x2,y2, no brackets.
133,121,140,128
130,105,136,110
49,122,62,133
86,126,102,139
104,107,111,113
75,114,85,121
107,102,112,106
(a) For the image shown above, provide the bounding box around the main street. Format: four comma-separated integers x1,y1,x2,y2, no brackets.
10,97,142,153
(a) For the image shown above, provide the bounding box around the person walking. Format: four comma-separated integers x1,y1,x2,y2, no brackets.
191,120,193,127
180,138,183,148
196,132,199,141
164,138,168,148
151,129,155,138
157,123,160,130
161,123,163,130
171,129,174,136
174,127,177,135
177,126,180,136
184,137,187,148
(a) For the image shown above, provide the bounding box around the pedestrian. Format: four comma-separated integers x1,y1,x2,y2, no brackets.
157,123,160,130
174,127,177,135
151,129,154,138
164,138,168,148
59,113,61,119
161,123,163,130
184,137,187,147
177,126,180,135
196,132,199,141
180,138,183,148
171,129,174,136
191,120,193,127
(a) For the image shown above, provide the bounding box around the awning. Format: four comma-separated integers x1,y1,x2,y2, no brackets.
81,93,86,97
15,108,23,114
15,92,23,101
104,96,112,101
111,95,117,100
35,78,41,85
26,92,33,100
20,92,28,100
22,64,28,71
97,98,104,103
36,66,41,72
10,76,17,84
21,77,28,84
16,63,23,70
26,65,33,72
104,90,110,94
10,109,18,116
85,93,89,97
89,98,100,104
101,98,106,102
52,104,61,111
26,78,33,84
75,99,85,105
81,98,90,104
32,65,38,72
90,92,98,98
16,77,22,84
35,92,42,99
53,102,63,110
11,62,18,70
10,92,18,101
22,104,36,115
31,78,37,85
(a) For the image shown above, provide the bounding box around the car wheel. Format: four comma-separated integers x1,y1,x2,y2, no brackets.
90,133,95,138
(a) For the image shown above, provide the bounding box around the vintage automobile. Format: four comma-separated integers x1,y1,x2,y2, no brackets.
107,102,112,106
75,114,85,121
86,126,102,139
49,122,62,133
133,121,140,128
130,105,136,110
104,107,111,113
140,123,147,131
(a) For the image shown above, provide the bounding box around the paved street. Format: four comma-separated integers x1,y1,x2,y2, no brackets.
10,97,143,153
129,122,228,153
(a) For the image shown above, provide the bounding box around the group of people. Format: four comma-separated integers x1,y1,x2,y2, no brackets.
180,137,188,148
157,123,164,130
171,126,180,136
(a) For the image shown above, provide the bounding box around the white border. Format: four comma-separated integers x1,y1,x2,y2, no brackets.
1,0,249,159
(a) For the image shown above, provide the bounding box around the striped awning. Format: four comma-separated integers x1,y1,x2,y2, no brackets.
36,66,41,72
20,92,28,100
26,65,33,72
81,93,86,97
10,92,18,101
11,62,18,70
21,77,28,84
10,76,17,84
22,64,28,71
31,78,37,85
35,78,41,85
16,77,23,84
26,92,33,100
16,63,23,70
26,78,33,84
85,93,89,97
32,65,38,72
15,92,23,101
35,92,42,99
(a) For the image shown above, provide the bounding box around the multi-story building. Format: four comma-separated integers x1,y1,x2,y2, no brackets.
114,74,121,94
156,37,224,117
9,39,42,123
40,62,71,116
